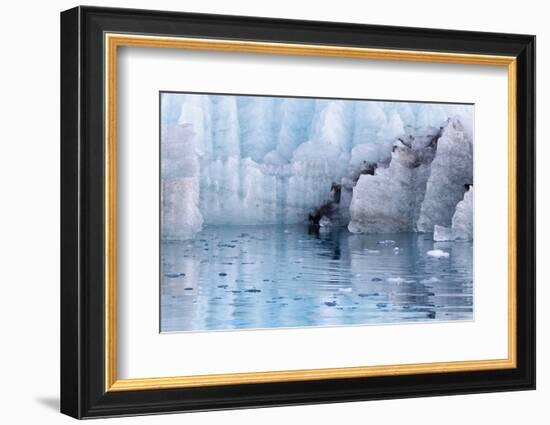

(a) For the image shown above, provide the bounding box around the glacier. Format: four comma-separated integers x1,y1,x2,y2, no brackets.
161,124,203,240
347,124,439,233
416,118,473,232
433,187,474,241
161,93,474,240
451,186,474,240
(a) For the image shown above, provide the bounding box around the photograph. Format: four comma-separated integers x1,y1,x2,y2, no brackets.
160,92,474,332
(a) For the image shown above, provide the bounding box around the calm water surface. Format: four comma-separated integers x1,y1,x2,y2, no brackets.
161,225,473,332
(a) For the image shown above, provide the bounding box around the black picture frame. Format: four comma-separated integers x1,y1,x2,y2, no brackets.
61,5,536,419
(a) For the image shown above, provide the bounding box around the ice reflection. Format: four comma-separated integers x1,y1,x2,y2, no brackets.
161,225,473,332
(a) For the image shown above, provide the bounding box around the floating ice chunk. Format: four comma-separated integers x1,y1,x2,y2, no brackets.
387,277,406,283
338,287,353,293
434,225,453,242
387,277,416,284
427,249,450,258
421,277,441,283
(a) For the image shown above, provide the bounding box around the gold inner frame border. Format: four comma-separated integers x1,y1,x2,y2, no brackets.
104,33,517,392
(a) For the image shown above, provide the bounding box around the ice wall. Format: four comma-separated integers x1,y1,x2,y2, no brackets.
451,187,474,240
433,187,473,241
161,125,203,240
348,117,472,234
347,126,438,233
161,93,474,237
416,118,473,231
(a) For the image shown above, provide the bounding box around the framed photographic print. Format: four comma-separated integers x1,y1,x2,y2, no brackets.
60,6,536,419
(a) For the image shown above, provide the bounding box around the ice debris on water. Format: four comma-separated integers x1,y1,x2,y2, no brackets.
427,249,450,258
421,277,441,283
358,292,379,298
164,272,185,278
338,287,353,293
387,277,415,284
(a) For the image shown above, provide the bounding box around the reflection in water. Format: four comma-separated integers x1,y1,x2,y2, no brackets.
161,225,473,332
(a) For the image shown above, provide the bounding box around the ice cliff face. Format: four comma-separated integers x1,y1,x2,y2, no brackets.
416,119,473,232
348,118,473,234
347,126,438,233
433,187,474,241
161,125,203,240
452,187,474,240
161,93,473,239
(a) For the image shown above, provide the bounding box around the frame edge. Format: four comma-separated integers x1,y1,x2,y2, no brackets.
515,34,536,391
62,6,536,418
60,6,83,420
